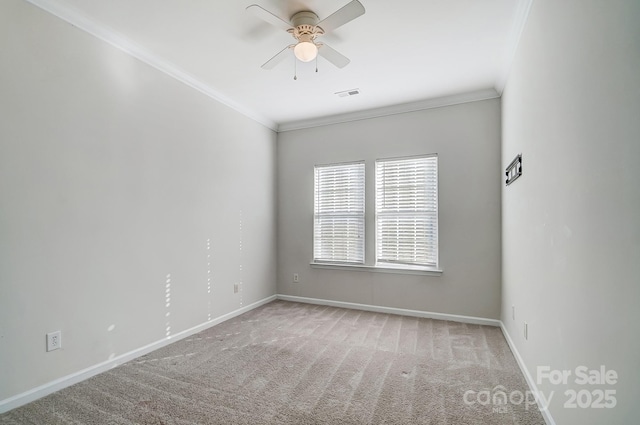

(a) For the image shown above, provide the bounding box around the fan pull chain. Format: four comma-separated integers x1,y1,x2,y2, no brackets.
293,59,297,80
315,55,318,73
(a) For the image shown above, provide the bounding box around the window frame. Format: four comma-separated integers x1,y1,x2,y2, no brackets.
310,155,442,276
312,161,366,265
374,154,439,271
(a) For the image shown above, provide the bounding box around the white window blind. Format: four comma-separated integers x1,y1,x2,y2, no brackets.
375,156,438,268
314,162,365,264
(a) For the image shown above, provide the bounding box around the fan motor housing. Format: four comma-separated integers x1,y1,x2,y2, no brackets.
288,11,324,42
290,11,319,27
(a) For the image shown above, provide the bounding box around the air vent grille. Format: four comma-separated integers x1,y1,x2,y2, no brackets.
335,88,360,97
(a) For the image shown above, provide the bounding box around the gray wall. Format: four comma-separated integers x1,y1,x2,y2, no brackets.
501,0,640,423
0,0,276,401
277,99,502,319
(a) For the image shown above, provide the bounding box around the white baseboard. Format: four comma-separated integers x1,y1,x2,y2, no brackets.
276,294,501,327
0,295,277,414
499,323,556,425
2,293,554,425
277,296,556,422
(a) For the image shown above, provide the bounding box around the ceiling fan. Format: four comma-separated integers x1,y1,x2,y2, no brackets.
246,0,366,70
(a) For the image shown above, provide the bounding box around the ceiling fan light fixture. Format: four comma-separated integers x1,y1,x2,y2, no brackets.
247,1,365,70
294,41,318,62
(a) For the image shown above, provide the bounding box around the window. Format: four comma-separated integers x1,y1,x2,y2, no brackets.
375,155,438,269
313,162,365,264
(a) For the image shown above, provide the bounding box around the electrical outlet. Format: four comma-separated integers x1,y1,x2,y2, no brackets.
293,273,300,283
46,331,61,352
524,322,528,340
233,283,239,293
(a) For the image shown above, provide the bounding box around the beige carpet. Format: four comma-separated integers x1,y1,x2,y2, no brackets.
1,300,545,424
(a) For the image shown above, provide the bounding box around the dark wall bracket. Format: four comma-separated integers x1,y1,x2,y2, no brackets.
506,154,522,186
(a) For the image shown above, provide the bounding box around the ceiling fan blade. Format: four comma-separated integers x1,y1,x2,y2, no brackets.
317,0,365,33
318,44,350,68
261,45,293,70
246,4,291,31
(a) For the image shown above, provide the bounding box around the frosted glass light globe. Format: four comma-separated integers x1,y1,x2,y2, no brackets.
294,41,318,62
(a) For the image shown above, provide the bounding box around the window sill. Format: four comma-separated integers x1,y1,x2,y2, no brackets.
310,262,443,276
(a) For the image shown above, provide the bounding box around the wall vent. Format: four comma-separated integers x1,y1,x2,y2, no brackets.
335,88,360,97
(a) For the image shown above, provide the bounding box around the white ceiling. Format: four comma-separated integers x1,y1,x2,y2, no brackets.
26,0,531,131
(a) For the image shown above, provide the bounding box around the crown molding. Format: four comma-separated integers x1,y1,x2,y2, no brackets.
495,0,534,94
24,0,528,134
24,0,279,132
277,88,500,132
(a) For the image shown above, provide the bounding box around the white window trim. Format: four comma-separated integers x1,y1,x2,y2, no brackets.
313,161,366,264
375,154,439,270
310,155,442,277
310,261,443,276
